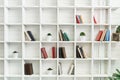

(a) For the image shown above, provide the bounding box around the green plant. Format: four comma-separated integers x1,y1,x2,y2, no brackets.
80,32,86,36
116,26,120,33
109,69,120,80
47,68,53,71
47,33,52,36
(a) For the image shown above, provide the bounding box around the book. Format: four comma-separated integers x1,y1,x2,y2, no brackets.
59,29,65,41
27,31,36,41
105,29,110,41
58,62,62,75
24,31,31,41
96,30,103,41
79,15,84,23
79,47,86,58
77,46,83,58
76,45,81,58
24,63,33,75
59,47,63,58
52,47,56,58
93,16,97,24
76,15,80,23
59,30,63,41
100,29,107,41
41,47,48,59
63,32,70,41
61,47,67,58
68,63,74,75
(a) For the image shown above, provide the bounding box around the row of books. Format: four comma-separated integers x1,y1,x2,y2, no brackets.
24,31,36,41
76,45,87,58
59,29,70,41
41,47,57,59
76,15,97,24
58,62,74,75
59,47,66,58
96,29,110,41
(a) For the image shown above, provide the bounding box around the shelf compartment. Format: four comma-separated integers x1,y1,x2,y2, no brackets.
6,42,22,58
6,0,22,7
41,25,57,41
42,60,57,75
59,9,74,24
7,8,22,24
58,0,74,7
76,8,92,24
76,43,92,58
0,8,4,23
59,25,74,41
0,43,4,58
41,0,57,7
6,60,22,75
41,43,57,58
111,8,120,24
24,43,40,58
94,25,109,41
23,0,40,7
59,43,74,58
0,26,4,41
76,25,91,41
111,61,120,74
94,9,109,24
59,77,74,80
111,43,120,59
24,25,40,41
0,60,4,75
42,8,57,24
93,60,109,75
75,0,91,7
93,43,109,58
6,25,22,41
24,60,40,75
24,8,40,24
93,0,109,6
59,60,74,75
76,77,92,80
76,60,91,75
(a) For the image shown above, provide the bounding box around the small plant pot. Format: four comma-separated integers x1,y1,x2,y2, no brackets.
47,70,53,75
47,36,52,41
13,51,19,58
80,36,86,41
112,33,120,41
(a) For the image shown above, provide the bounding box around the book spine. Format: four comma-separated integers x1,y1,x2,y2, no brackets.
59,47,63,58
24,63,33,75
41,47,48,59
60,29,65,41
68,64,74,75
27,31,36,41
79,15,83,23
62,47,67,58
76,15,80,23
77,47,83,58
64,32,70,41
59,31,63,41
93,16,97,24
100,29,107,41
79,47,86,58
96,31,103,41
52,47,56,58
76,46,81,58
24,31,31,41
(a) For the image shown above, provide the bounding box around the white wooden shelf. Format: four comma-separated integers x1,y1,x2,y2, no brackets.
0,0,120,80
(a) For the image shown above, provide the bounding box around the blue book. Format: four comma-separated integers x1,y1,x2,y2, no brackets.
105,29,110,41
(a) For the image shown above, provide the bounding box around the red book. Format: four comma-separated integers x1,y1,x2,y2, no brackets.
41,47,48,59
52,47,56,58
76,15,80,23
93,16,97,24
96,30,103,41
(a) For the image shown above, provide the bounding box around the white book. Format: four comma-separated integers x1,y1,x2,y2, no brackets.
58,62,62,75
68,64,74,75
24,31,31,41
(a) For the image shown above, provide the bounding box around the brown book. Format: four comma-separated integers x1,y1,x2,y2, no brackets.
100,29,107,41
62,47,66,58
24,63,33,75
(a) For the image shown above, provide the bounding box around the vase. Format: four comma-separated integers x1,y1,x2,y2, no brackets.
80,36,86,41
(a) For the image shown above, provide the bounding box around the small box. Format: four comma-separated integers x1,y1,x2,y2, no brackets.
112,33,120,41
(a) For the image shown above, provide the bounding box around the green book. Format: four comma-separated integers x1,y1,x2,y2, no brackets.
64,32,70,41
63,33,68,41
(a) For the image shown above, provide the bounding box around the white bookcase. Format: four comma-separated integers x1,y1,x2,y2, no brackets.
0,0,120,80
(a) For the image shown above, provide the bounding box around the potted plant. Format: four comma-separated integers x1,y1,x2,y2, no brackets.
47,68,53,75
108,69,120,80
112,26,120,41
12,51,19,58
80,32,86,41
47,33,52,41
